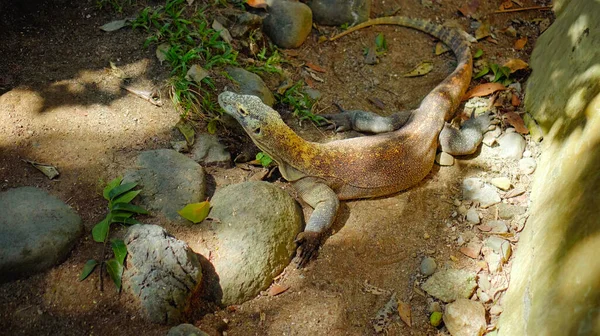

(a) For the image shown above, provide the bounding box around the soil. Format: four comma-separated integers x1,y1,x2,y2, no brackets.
0,0,552,335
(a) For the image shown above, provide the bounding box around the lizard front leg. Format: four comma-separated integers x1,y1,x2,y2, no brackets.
322,105,412,133
439,112,495,155
292,178,340,267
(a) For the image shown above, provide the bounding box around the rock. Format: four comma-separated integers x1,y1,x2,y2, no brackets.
191,133,231,167
229,12,263,38
436,151,455,166
462,178,501,208
491,177,511,191
482,127,501,147
226,67,275,106
307,0,371,26
422,269,477,303
483,248,503,272
124,225,202,324
497,132,526,159
519,157,537,174
123,150,206,224
466,207,480,224
459,241,482,259
444,299,486,336
487,220,509,233
477,288,491,303
497,203,526,219
428,300,442,313
167,324,209,336
208,182,303,305
262,0,312,49
0,187,82,282
420,257,437,276
490,304,504,316
457,204,468,216
485,236,512,262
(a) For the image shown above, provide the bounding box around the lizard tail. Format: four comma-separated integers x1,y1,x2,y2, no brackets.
330,16,472,121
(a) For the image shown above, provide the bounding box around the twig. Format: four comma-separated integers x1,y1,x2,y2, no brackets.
493,5,552,13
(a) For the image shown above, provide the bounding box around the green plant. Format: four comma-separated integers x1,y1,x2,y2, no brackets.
474,62,512,85
276,81,325,123
79,177,148,291
96,0,131,13
256,152,273,167
247,48,284,74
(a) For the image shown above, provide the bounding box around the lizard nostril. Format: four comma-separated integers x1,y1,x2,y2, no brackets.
253,127,261,135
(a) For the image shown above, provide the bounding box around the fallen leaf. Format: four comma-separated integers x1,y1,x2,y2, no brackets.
398,301,412,327
100,19,129,32
473,48,484,58
268,284,290,296
475,20,491,40
486,37,499,44
24,160,59,179
477,224,492,232
185,64,210,84
212,20,232,44
178,201,211,224
511,93,521,106
499,0,513,10
458,0,480,18
305,62,326,73
503,112,529,134
403,61,433,77
514,37,528,50
435,42,450,55
463,83,507,99
503,58,529,73
512,0,524,6
283,50,299,57
307,71,324,82
305,76,316,88
246,0,268,8
176,119,195,145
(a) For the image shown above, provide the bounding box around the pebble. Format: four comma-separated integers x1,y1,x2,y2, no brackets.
490,305,504,316
485,236,512,261
443,299,486,336
497,132,526,159
466,208,480,224
436,151,455,166
462,178,501,208
459,241,482,259
519,157,537,174
487,220,509,233
498,203,526,219
478,275,491,291
307,0,371,26
491,177,511,191
483,250,503,273
477,288,491,303
262,0,312,49
428,300,442,313
422,269,477,302
458,204,468,216
420,257,437,276
523,149,532,157
482,127,501,147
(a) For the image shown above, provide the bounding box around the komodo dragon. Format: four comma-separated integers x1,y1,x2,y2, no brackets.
218,16,493,267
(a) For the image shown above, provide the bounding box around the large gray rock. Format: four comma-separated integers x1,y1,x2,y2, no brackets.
167,324,209,336
462,178,501,208
262,0,312,49
226,67,275,107
0,187,82,282
307,0,371,26
123,149,206,224
191,133,231,167
124,225,202,324
444,299,486,336
207,181,302,306
422,269,477,303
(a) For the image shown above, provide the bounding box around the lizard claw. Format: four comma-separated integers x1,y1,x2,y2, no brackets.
293,231,322,268
319,112,353,132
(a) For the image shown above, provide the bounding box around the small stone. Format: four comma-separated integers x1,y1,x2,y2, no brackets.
422,269,477,302
424,232,431,239
477,288,491,303
458,204,468,216
498,203,526,219
519,157,537,174
485,236,512,261
436,151,455,166
523,150,532,157
466,208,480,224
191,133,232,167
478,275,491,291
462,178,501,208
453,199,462,207
491,177,511,191
505,26,517,37
483,250,503,272
482,131,498,147
504,187,526,199
226,67,275,106
263,0,312,48
428,301,442,313
487,220,508,233
497,132,526,159
459,241,482,259
420,257,437,276
443,299,486,336
490,305,504,316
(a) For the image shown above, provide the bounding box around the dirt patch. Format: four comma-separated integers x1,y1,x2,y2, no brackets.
0,0,552,335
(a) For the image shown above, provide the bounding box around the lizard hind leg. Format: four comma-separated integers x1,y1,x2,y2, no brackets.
439,111,495,156
321,104,412,134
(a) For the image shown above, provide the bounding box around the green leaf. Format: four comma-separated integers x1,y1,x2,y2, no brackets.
207,119,218,134
92,217,111,243
108,182,138,200
176,119,196,145
375,33,387,52
79,259,99,281
111,216,141,226
178,201,211,224
490,63,499,76
474,67,489,79
502,77,514,86
105,258,124,291
103,177,123,200
111,239,127,265
256,152,273,167
111,202,149,215
473,48,484,59
500,66,511,78
111,190,141,205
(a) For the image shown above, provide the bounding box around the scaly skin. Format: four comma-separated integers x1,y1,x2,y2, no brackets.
219,16,490,267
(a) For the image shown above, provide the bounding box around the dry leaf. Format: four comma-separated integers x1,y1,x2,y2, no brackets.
246,0,268,8
499,0,513,10
305,62,326,73
503,112,529,134
514,37,528,50
268,284,290,296
539,18,551,33
403,61,433,77
475,20,491,40
435,42,450,55
458,0,480,18
511,93,521,106
305,76,316,88
398,302,412,327
503,58,529,73
463,83,507,100
486,37,499,44
307,71,324,82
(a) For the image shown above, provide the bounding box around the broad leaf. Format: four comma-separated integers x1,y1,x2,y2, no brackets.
108,182,138,200
375,33,387,52
79,259,99,281
111,239,127,265
92,217,111,243
111,216,141,226
103,177,123,200
111,190,141,205
256,152,273,167
178,201,211,224
111,202,148,215
109,211,133,218
474,67,489,79
473,48,484,59
105,258,124,291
